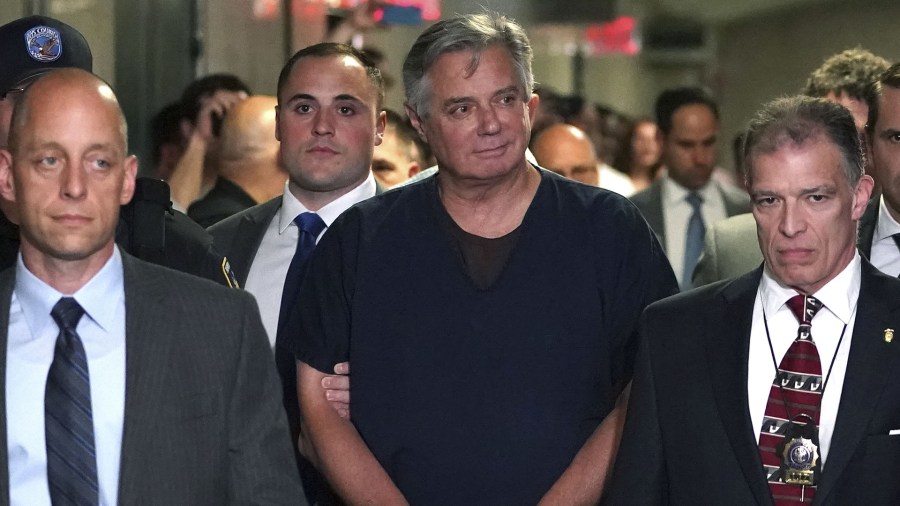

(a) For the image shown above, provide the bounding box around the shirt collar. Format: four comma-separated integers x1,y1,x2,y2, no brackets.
662,174,715,206
760,251,861,324
277,172,377,234
873,195,900,244
15,246,125,339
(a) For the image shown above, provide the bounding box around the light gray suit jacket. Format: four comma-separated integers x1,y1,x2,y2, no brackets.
0,253,303,505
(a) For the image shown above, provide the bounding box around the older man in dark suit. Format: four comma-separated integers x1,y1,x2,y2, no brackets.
607,96,900,505
0,68,301,505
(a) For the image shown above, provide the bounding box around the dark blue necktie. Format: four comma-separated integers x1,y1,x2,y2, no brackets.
682,192,705,290
277,212,327,337
45,297,98,505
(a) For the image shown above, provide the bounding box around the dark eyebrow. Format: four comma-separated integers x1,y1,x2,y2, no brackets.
442,96,473,109
334,94,363,104
749,189,778,199
880,128,900,139
285,93,363,105
493,85,520,98
442,85,521,109
284,93,316,105
799,185,836,195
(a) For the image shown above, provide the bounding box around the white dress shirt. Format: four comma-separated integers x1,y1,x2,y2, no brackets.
868,196,900,277
747,254,860,467
598,163,636,197
661,176,727,285
7,247,127,506
245,173,377,345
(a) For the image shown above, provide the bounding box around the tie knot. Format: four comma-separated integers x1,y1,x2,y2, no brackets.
786,294,823,324
51,297,84,332
686,192,703,210
295,212,326,237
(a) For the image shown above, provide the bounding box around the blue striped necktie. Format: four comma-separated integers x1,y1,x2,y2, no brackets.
682,192,705,290
45,297,98,505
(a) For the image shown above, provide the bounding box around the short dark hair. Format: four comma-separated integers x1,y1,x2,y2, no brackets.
654,86,718,135
743,95,863,188
150,102,183,167
804,47,890,101
864,63,900,135
276,42,384,110
180,73,250,124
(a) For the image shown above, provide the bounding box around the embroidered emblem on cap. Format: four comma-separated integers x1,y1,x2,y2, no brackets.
24,25,63,62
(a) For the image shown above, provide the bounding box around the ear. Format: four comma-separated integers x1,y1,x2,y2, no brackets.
274,105,282,142
374,110,386,147
851,174,875,221
120,155,138,205
0,150,16,204
405,103,427,143
407,161,421,179
526,92,539,125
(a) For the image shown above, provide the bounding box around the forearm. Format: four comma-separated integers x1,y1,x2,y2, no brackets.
298,362,407,505
168,134,208,210
538,385,631,505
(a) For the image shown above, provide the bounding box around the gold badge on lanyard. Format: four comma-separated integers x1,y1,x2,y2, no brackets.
781,436,818,485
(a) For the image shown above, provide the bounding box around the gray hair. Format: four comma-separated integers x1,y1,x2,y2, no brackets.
402,11,534,118
743,95,864,188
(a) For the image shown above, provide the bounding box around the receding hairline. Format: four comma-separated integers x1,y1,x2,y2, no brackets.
8,68,129,154
532,123,597,161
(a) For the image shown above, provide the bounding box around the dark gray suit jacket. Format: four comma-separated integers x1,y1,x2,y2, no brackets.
0,253,303,505
607,262,900,505
629,177,751,252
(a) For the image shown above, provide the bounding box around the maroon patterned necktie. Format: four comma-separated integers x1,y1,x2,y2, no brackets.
758,294,824,506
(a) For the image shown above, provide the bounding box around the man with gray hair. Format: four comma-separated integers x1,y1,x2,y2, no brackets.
607,95,900,505
692,48,890,287
293,11,676,505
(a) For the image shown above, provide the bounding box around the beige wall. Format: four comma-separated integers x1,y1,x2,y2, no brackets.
717,0,900,171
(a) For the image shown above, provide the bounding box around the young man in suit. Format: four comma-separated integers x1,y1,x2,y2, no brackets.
607,96,900,505
628,86,751,290
0,68,302,505
208,42,386,501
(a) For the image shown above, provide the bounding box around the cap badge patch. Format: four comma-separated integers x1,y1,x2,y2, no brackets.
24,25,63,62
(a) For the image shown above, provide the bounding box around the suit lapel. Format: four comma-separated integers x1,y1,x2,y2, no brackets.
857,198,878,259
815,261,900,503
643,180,666,248
706,268,774,506
116,255,173,503
0,268,14,506
228,198,280,286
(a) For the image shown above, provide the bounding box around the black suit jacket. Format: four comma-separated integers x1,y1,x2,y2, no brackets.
0,253,302,505
629,177,752,251
606,261,900,505
188,177,259,229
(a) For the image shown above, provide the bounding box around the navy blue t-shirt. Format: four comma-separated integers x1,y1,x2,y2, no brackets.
293,169,677,504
